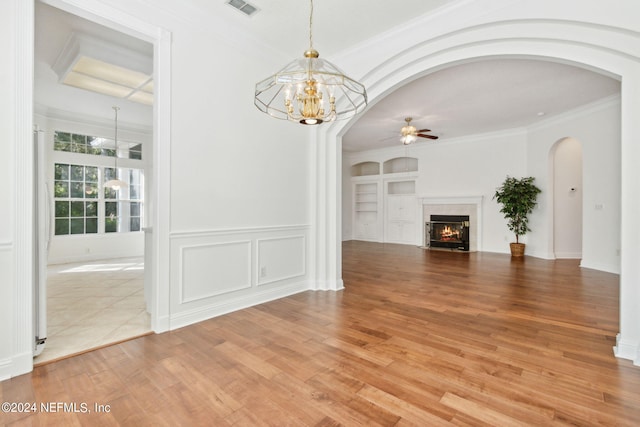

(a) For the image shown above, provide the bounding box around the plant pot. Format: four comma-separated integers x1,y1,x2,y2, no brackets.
510,242,525,257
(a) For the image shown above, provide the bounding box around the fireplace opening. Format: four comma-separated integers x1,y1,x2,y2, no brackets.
426,215,470,251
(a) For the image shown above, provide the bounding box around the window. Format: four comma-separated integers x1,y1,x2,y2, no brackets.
53,131,144,236
54,164,99,235
54,131,142,160
104,168,144,233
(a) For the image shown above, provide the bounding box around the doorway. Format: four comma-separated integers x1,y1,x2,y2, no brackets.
552,137,583,259
33,1,154,363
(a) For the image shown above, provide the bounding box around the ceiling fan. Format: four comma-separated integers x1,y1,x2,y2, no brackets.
400,117,438,145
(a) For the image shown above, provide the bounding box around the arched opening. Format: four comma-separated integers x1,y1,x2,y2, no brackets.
316,16,639,363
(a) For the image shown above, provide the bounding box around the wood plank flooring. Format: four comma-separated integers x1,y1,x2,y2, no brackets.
3,241,640,426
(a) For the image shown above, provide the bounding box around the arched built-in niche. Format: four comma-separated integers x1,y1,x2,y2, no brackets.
351,161,380,177
383,157,418,174
551,137,583,259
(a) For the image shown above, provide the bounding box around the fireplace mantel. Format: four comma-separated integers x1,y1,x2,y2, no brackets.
419,196,483,205
420,196,483,251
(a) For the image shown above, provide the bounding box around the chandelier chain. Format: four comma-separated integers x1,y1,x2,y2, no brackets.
309,0,314,49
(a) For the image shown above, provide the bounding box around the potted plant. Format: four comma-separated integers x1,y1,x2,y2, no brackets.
493,176,542,257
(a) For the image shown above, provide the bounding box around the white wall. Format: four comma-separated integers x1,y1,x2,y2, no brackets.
527,98,621,272
145,1,313,330
344,129,528,253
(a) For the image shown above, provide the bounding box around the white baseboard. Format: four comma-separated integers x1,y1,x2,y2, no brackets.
311,279,345,291
580,260,620,275
554,252,582,259
614,333,640,365
0,351,34,381
169,280,309,331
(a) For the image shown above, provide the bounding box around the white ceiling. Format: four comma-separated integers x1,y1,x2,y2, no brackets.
35,2,153,128
213,0,456,58
34,0,620,148
342,59,621,152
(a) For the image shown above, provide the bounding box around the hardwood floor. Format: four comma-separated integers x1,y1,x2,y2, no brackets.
3,241,639,426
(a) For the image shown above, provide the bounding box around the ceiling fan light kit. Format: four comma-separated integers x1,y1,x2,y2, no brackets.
399,117,438,144
254,0,367,125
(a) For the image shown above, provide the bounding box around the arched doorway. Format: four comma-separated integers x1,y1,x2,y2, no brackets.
316,9,640,363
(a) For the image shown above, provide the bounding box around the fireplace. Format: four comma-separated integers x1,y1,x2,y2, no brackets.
421,196,482,252
426,215,470,251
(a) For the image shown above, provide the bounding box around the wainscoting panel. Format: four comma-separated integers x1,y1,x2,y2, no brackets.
169,225,310,330
180,241,252,303
257,235,306,286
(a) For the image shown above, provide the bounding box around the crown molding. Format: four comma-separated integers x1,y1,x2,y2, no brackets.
527,93,621,133
34,104,152,134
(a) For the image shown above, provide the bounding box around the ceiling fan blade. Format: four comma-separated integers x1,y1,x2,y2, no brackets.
416,129,431,133
417,134,439,140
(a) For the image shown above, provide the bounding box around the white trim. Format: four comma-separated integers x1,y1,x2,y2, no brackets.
0,242,13,251
313,279,345,292
14,0,35,379
614,334,640,366
178,240,252,304
580,260,620,275
554,251,582,259
346,127,528,158
0,358,11,381
170,224,310,239
527,94,621,133
419,195,484,205
34,105,152,134
169,280,309,331
256,235,307,286
150,26,172,334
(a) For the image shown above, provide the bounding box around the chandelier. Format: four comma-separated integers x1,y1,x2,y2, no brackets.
104,106,127,190
254,0,367,125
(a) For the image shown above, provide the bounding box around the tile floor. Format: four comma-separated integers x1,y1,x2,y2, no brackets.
34,257,151,365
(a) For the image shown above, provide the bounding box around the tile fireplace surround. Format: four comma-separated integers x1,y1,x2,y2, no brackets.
421,196,483,252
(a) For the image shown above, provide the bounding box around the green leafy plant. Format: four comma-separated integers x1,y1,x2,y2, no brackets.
493,176,542,244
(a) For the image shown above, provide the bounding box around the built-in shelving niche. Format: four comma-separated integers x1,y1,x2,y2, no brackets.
351,161,380,177
383,157,418,174
388,180,416,195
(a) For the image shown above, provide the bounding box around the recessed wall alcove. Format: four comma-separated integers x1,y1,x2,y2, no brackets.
383,157,418,174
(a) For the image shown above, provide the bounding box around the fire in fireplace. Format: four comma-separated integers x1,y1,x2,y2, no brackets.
426,215,470,251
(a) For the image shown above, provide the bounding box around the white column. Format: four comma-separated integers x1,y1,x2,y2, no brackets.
13,0,35,377
614,69,640,365
311,126,344,291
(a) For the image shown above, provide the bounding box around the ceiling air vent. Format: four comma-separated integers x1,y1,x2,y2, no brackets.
226,0,259,17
